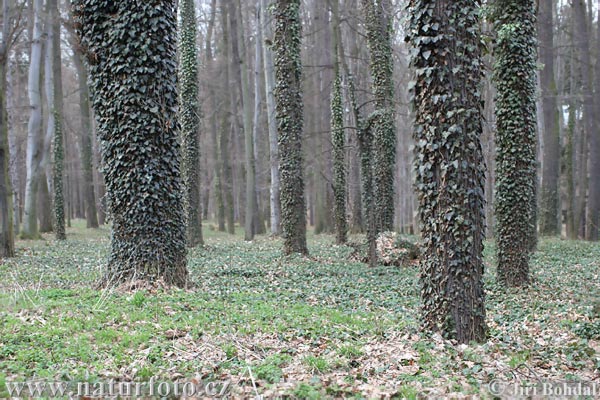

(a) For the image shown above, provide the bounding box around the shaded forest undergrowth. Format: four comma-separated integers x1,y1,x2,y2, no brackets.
1,221,599,398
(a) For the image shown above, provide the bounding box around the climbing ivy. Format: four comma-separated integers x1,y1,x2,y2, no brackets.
73,0,188,287
492,0,538,286
178,0,203,247
362,0,396,233
331,70,347,245
272,0,308,255
406,0,487,343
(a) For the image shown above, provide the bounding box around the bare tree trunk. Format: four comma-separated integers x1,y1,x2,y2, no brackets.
22,0,44,239
252,1,266,236
538,0,561,236
72,47,98,228
573,0,598,240
0,0,16,256
591,0,600,239
229,0,257,240
220,0,235,235
38,176,53,232
260,0,281,235
205,0,225,232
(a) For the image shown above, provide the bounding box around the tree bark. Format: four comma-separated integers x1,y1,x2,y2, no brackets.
494,0,538,286
179,0,204,247
408,0,487,343
74,0,188,287
361,0,396,233
0,0,16,256
22,0,44,239
273,0,308,255
572,0,598,240
70,40,99,229
229,0,257,241
219,0,235,235
538,0,560,236
46,0,66,240
331,0,347,245
260,0,281,236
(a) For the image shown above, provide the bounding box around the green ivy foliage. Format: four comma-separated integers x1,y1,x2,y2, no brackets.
407,0,487,343
492,0,538,286
362,0,396,233
73,0,188,287
331,70,347,245
178,0,203,247
273,0,308,255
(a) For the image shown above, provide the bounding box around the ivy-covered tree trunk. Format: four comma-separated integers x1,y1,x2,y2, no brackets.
493,0,538,286
331,70,347,245
331,0,347,245
538,0,560,236
273,0,308,255
74,0,188,287
362,0,395,233
179,0,203,247
407,0,487,343
47,0,66,240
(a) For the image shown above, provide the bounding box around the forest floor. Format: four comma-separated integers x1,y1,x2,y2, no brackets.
0,220,599,399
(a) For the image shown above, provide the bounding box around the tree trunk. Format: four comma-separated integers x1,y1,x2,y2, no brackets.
362,0,395,233
47,0,66,240
179,0,204,247
591,0,600,240
494,0,538,286
74,0,188,287
260,0,281,236
38,174,53,233
22,0,44,239
219,0,235,235
206,0,225,232
273,0,308,255
228,0,257,241
71,43,99,228
0,0,15,257
6,56,19,236
572,0,598,240
538,0,560,236
331,0,347,245
408,0,487,343
252,1,266,236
